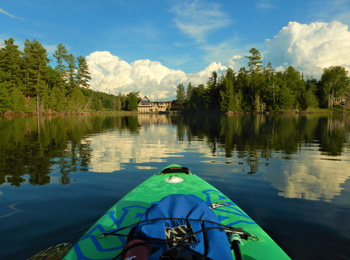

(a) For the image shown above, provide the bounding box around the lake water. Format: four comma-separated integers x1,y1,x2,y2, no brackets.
0,113,350,260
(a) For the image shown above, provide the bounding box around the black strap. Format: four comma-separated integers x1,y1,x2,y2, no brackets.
162,167,190,174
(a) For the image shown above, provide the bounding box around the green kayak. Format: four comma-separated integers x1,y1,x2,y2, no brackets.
64,164,290,260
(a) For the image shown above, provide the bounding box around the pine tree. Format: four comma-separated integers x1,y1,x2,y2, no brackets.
67,87,86,113
0,84,11,113
176,83,186,107
49,87,65,112
23,39,49,113
65,53,77,93
53,43,68,92
0,38,23,91
244,48,262,73
204,71,220,110
10,88,25,113
76,56,91,88
220,68,236,112
284,66,306,109
186,82,193,102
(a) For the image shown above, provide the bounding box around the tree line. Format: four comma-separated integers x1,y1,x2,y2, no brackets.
0,38,140,114
176,48,350,113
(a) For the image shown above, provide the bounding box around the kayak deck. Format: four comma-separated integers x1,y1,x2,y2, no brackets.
64,165,290,260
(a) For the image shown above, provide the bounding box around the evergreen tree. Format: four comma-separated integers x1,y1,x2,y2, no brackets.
236,68,250,111
45,66,58,90
66,87,86,113
23,39,50,113
176,83,186,107
0,84,11,113
264,62,274,80
22,39,36,97
262,62,277,110
243,48,265,111
186,82,193,102
299,79,318,110
284,66,305,109
10,88,25,113
49,87,65,112
250,72,264,111
220,68,236,112
278,84,295,109
65,53,77,93
0,38,23,91
244,48,262,73
76,56,91,88
187,84,205,111
204,71,220,110
53,43,68,92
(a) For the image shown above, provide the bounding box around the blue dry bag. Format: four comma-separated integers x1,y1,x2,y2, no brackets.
132,194,232,260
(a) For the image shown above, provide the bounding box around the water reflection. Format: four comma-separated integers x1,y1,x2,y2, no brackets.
0,114,350,203
263,153,350,202
0,115,142,186
86,117,209,172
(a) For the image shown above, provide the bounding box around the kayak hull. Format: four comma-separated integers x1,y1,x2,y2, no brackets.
64,165,290,260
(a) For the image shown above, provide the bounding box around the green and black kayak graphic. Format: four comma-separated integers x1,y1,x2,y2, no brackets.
64,165,291,260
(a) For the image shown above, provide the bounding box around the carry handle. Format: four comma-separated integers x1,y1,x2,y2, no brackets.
162,167,190,175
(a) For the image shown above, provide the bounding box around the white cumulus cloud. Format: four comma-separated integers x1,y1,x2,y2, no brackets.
186,62,227,86
264,21,350,77
86,51,226,100
227,55,245,71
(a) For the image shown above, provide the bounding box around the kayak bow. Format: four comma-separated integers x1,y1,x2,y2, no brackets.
64,164,290,260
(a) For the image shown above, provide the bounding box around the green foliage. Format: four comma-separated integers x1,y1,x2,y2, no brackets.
126,91,139,111
76,56,91,88
24,97,37,113
49,87,65,112
53,43,69,94
299,90,318,111
0,37,131,114
1,39,349,115
220,68,236,112
65,53,77,93
185,82,194,103
320,66,350,108
278,86,295,109
244,48,262,73
176,83,186,106
10,88,25,113
0,38,23,90
186,84,205,111
45,66,58,90
66,88,86,113
178,48,349,114
0,86,11,113
204,71,221,110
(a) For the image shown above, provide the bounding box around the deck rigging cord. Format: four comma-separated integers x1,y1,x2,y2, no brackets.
99,217,258,241
98,217,258,260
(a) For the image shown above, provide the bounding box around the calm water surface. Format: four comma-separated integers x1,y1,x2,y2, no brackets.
0,114,350,259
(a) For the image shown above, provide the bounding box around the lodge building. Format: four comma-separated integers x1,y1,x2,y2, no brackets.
137,96,172,112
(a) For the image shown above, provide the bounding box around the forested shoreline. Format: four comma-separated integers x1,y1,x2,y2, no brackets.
0,38,140,115
176,48,350,113
1,38,349,116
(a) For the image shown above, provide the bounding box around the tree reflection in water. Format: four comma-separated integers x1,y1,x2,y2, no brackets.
0,113,349,203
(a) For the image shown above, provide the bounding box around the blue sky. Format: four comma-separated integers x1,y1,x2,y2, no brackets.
1,0,350,99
